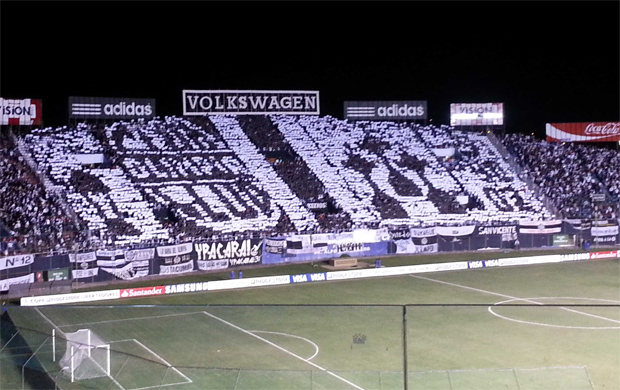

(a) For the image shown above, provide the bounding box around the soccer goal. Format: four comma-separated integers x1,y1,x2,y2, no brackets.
56,328,110,382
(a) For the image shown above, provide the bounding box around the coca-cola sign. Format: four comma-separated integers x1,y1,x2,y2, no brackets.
546,122,620,142
584,122,620,136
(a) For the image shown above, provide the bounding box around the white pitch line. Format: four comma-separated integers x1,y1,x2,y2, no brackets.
489,297,620,329
202,311,365,390
412,365,587,374
131,338,193,385
249,330,320,361
34,307,63,334
108,339,194,390
59,311,204,328
487,307,620,330
409,275,620,325
559,306,620,324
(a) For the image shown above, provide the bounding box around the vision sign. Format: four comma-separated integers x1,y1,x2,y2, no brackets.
0,98,42,125
183,90,320,115
450,103,504,126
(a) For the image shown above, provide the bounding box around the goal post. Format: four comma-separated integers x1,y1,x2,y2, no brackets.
56,329,110,382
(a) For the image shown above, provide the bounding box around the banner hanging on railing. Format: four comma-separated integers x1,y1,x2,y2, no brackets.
98,248,152,281
156,243,194,275
194,239,262,268
1,254,34,271
519,220,562,234
0,273,35,291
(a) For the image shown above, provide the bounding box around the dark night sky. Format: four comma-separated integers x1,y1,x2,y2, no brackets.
1,1,618,139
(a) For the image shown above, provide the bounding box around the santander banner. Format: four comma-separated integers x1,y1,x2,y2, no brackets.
546,122,620,143
120,286,165,299
0,98,42,125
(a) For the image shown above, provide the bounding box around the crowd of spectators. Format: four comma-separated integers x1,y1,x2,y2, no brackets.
4,115,618,257
502,133,619,219
0,135,81,255
275,116,551,226
236,115,353,231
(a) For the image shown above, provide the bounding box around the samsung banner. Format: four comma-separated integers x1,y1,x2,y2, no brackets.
69,97,156,119
0,98,42,125
344,101,427,121
546,122,620,143
450,103,504,126
183,90,320,115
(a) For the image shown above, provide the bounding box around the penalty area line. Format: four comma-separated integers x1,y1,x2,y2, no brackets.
130,338,193,387
202,311,366,390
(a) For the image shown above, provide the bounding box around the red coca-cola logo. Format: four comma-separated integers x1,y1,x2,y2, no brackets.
584,123,620,136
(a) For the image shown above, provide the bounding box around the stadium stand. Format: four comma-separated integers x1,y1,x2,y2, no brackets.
15,114,620,255
272,115,552,226
501,133,619,220
0,135,81,255
20,123,167,248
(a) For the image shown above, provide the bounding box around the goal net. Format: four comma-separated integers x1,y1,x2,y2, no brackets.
58,329,110,382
